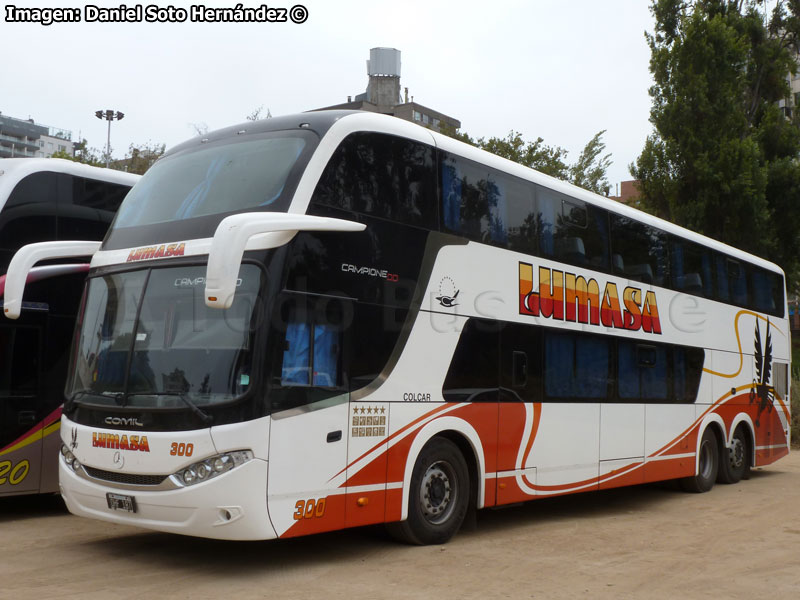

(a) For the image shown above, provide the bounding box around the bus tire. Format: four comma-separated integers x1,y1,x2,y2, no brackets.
387,437,469,545
717,425,750,484
680,428,719,493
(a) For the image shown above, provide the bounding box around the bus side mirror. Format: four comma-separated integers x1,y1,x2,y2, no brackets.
204,213,365,310
2,241,100,319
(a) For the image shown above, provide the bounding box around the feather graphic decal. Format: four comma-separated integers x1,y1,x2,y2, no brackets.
750,318,774,427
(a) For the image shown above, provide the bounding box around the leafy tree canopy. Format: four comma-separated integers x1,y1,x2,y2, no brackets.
632,0,800,289
439,124,612,195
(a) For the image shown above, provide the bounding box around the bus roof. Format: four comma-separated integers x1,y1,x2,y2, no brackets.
428,126,786,277
127,110,786,278
163,110,354,159
0,158,140,213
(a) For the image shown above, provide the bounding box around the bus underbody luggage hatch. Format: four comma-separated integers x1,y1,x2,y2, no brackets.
2,241,101,319
205,213,366,309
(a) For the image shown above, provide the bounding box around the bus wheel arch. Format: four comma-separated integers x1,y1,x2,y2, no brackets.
389,419,484,544
681,422,723,493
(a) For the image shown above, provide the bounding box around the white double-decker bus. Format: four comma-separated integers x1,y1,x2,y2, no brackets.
3,112,790,543
0,158,138,496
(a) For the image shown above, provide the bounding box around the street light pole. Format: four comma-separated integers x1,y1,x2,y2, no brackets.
94,109,124,168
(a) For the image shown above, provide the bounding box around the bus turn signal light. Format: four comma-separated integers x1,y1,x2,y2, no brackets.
357,497,369,507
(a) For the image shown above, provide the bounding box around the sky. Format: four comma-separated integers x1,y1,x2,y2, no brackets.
2,0,656,190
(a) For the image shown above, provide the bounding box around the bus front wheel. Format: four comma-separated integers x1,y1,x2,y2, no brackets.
387,437,469,545
681,428,719,493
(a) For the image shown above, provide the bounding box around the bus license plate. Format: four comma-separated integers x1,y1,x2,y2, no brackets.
106,492,137,513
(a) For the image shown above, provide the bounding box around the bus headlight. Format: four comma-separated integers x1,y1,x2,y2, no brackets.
171,450,253,487
60,444,81,472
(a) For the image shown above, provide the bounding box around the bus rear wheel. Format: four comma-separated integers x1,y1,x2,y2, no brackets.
717,425,750,484
681,428,719,493
387,437,469,545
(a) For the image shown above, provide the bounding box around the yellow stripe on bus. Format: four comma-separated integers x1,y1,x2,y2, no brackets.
0,421,60,457
702,310,786,379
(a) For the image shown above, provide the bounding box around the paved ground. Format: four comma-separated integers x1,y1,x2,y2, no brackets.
1,452,799,600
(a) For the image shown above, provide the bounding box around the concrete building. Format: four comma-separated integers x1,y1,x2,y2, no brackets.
0,112,74,159
312,47,461,133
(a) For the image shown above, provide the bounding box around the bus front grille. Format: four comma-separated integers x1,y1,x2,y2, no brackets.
83,466,169,487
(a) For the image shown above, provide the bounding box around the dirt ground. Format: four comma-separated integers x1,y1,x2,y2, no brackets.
1,453,798,600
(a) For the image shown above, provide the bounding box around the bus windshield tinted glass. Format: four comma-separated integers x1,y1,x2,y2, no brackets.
68,265,261,408
113,133,309,228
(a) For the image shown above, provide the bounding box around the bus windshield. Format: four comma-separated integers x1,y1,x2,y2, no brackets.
112,131,312,229
67,264,262,409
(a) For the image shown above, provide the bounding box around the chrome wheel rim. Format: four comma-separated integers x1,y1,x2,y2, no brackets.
729,436,745,470
419,460,457,525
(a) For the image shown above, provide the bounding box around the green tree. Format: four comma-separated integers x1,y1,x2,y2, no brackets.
632,0,800,288
50,139,103,166
480,131,571,180
570,130,613,195
438,125,610,193
119,142,166,175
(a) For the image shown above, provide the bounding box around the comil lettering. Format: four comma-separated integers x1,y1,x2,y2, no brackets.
518,262,661,334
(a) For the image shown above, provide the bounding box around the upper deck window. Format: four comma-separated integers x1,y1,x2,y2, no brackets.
112,131,314,230
313,132,437,229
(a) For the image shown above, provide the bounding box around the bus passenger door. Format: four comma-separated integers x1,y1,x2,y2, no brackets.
600,341,653,489
497,322,541,505
267,294,350,538
0,321,44,495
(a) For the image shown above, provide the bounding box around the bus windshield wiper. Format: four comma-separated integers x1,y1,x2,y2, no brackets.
126,392,214,425
66,390,123,410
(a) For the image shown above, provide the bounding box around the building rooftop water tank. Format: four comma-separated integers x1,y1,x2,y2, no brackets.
367,47,401,77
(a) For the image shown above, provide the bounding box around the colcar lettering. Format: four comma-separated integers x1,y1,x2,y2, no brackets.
518,262,662,334
403,392,431,402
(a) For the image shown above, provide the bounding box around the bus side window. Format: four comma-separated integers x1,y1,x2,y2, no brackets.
537,189,609,271
60,176,130,240
670,237,713,298
544,331,610,401
672,346,705,403
0,326,40,397
728,259,748,306
0,172,58,272
271,296,348,413
714,253,730,302
281,322,312,386
312,132,437,229
442,319,500,403
441,153,488,241
280,322,341,388
610,215,668,286
504,176,537,255
499,322,542,402
750,267,781,315
350,304,408,392
617,341,667,401
773,362,788,401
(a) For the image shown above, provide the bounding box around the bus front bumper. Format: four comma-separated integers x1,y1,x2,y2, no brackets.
59,458,277,541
